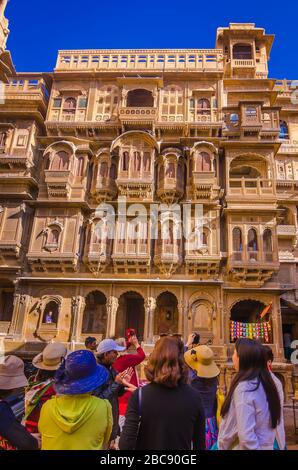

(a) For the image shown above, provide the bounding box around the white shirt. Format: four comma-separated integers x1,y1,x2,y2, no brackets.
218,378,283,450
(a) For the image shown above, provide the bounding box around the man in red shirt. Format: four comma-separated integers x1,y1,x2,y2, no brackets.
113,334,146,429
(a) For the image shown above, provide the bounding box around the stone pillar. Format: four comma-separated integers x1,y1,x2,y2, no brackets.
70,296,81,342
75,296,86,343
272,300,285,362
8,291,27,339
181,300,189,342
144,297,156,344
106,296,119,338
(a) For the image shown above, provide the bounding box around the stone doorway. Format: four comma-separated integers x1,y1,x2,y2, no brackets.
116,292,145,340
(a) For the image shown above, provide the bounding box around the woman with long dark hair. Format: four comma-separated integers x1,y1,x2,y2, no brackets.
119,336,206,450
218,338,282,450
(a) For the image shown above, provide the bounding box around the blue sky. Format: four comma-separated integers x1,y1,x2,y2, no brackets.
6,0,298,78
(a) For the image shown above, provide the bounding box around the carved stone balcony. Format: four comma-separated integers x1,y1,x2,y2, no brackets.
185,253,221,277
186,172,221,202
27,252,79,273
154,243,182,276
227,251,279,286
157,177,184,203
90,176,117,202
277,225,298,247
44,169,74,199
116,172,154,202
228,178,275,199
119,107,157,125
231,59,256,77
84,251,112,275
112,242,151,274
0,241,22,267
276,180,298,200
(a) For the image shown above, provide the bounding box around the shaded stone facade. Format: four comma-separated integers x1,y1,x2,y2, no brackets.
0,18,297,396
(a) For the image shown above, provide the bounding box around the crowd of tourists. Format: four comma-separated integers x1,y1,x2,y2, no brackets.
0,329,286,451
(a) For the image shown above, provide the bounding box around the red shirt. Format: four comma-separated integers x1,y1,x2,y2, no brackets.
114,347,146,416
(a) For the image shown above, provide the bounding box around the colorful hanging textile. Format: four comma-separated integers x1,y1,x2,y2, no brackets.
230,320,272,343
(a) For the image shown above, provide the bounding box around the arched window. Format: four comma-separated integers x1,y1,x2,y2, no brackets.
45,227,61,252
159,164,165,182
47,229,59,245
63,97,76,110
109,163,117,179
189,159,193,177
263,229,272,252
201,230,208,246
177,162,183,181
133,151,142,172
50,151,69,171
233,228,243,254
0,131,7,149
279,121,289,140
164,220,174,245
99,161,108,178
247,228,258,251
42,301,59,324
196,151,211,172
122,151,129,171
143,152,151,172
76,156,84,177
166,161,175,178
82,291,107,334
127,89,154,107
161,86,183,119
230,113,239,125
198,98,211,115
233,44,252,60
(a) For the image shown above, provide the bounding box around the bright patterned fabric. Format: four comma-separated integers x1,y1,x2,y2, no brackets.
205,416,218,450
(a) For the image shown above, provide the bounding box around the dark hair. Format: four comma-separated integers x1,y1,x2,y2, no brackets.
145,336,188,388
85,337,96,347
192,332,200,345
34,369,56,382
263,345,274,363
221,338,281,428
0,389,13,399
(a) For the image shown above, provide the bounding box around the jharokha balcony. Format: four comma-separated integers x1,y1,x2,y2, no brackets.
228,177,275,198
44,169,74,199
228,249,279,286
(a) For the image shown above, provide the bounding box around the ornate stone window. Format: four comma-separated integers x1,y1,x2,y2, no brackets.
195,151,212,172
247,228,258,261
232,227,243,261
161,86,184,121
233,43,253,60
48,150,70,171
279,120,289,140
127,89,154,107
96,85,119,121
0,131,7,152
263,229,273,261
190,97,211,120
43,220,64,252
42,300,59,325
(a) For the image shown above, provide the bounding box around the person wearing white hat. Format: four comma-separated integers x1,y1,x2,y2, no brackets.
0,355,38,450
94,338,132,450
24,342,67,434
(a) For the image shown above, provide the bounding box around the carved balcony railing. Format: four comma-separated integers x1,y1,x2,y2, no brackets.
228,178,275,197
55,50,224,73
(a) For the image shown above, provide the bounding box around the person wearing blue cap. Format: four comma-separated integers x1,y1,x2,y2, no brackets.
38,350,112,450
94,338,130,449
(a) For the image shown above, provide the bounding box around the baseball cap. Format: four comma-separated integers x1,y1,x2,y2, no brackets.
96,339,126,355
